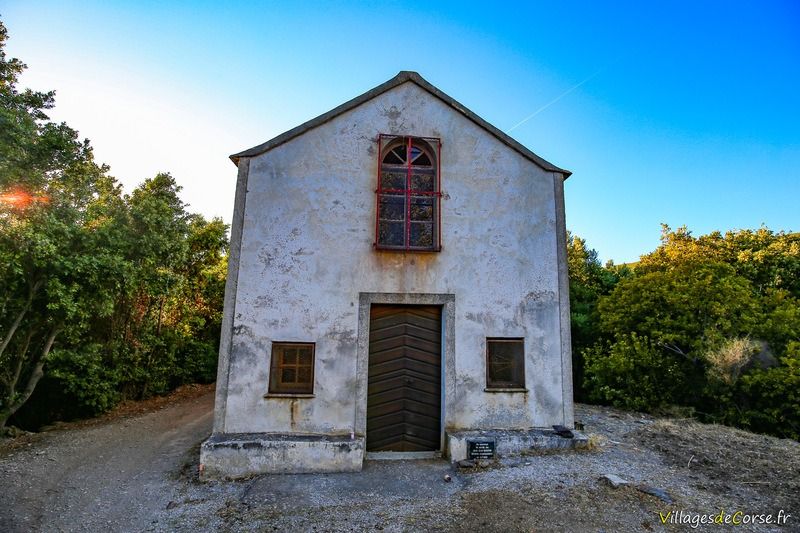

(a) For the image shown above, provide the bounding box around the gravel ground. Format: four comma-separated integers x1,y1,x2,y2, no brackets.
0,385,214,532
1,389,798,532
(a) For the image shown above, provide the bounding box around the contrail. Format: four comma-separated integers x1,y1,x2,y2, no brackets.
506,67,606,133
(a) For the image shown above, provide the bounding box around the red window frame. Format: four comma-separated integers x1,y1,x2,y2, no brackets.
374,134,442,251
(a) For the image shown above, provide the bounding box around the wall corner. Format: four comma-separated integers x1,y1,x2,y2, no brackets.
553,173,575,427
212,157,251,433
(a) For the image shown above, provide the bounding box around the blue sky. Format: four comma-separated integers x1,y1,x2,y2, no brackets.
3,1,798,263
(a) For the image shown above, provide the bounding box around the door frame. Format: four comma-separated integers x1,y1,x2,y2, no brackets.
355,293,455,453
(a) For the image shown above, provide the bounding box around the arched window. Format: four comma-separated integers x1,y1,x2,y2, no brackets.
375,135,441,251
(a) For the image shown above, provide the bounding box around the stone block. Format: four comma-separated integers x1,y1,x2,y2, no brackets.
200,433,364,479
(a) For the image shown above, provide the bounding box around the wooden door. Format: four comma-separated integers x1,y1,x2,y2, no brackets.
367,305,442,451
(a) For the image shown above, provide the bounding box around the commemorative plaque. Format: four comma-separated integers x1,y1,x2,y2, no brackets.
467,439,496,460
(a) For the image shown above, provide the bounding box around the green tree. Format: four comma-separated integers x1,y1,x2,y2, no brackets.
581,224,800,439
596,262,762,359
733,342,800,440
583,333,688,411
1,20,229,430
0,19,126,429
638,225,800,297
168,215,228,384
81,173,227,401
566,233,626,400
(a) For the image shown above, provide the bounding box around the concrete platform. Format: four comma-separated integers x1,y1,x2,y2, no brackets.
200,433,365,479
446,428,589,462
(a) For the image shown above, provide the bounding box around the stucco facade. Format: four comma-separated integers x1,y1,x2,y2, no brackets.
201,72,575,477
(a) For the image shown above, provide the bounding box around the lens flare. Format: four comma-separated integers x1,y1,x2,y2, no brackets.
0,189,49,209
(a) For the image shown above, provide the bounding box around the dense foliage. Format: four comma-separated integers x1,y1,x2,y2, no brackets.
571,225,800,440
0,21,227,430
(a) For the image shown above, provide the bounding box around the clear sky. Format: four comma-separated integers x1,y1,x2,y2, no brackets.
3,1,798,263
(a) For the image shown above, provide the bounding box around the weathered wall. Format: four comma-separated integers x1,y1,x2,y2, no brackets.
200,434,364,477
217,81,571,437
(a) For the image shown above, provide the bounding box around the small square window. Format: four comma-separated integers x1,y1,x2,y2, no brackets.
486,338,525,389
269,342,315,394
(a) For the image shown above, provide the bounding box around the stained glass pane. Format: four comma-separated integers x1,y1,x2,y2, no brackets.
380,171,406,190
378,221,405,247
410,197,433,221
379,195,405,221
411,173,434,192
410,222,433,247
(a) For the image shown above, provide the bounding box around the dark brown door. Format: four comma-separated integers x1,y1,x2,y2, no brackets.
367,305,442,451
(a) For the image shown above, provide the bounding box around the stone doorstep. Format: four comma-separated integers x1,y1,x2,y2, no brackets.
446,428,590,463
199,433,365,479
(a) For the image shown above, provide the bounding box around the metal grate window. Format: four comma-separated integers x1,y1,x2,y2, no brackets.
486,338,525,389
375,134,441,251
269,342,315,394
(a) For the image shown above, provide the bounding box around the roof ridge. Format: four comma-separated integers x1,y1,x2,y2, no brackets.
230,71,571,179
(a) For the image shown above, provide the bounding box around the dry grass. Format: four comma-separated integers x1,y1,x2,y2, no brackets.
586,432,609,450
705,337,760,384
631,417,800,513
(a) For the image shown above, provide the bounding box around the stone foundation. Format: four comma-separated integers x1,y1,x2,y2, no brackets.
446,428,589,462
200,433,365,479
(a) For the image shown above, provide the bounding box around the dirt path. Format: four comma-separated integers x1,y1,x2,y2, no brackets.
0,386,214,532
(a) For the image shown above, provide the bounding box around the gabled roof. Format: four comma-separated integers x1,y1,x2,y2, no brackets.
230,71,571,178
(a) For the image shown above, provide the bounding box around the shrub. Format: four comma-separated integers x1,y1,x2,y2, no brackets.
583,333,690,411
733,342,800,440
47,345,121,416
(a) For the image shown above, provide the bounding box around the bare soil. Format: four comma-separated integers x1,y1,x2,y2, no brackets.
1,391,797,532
